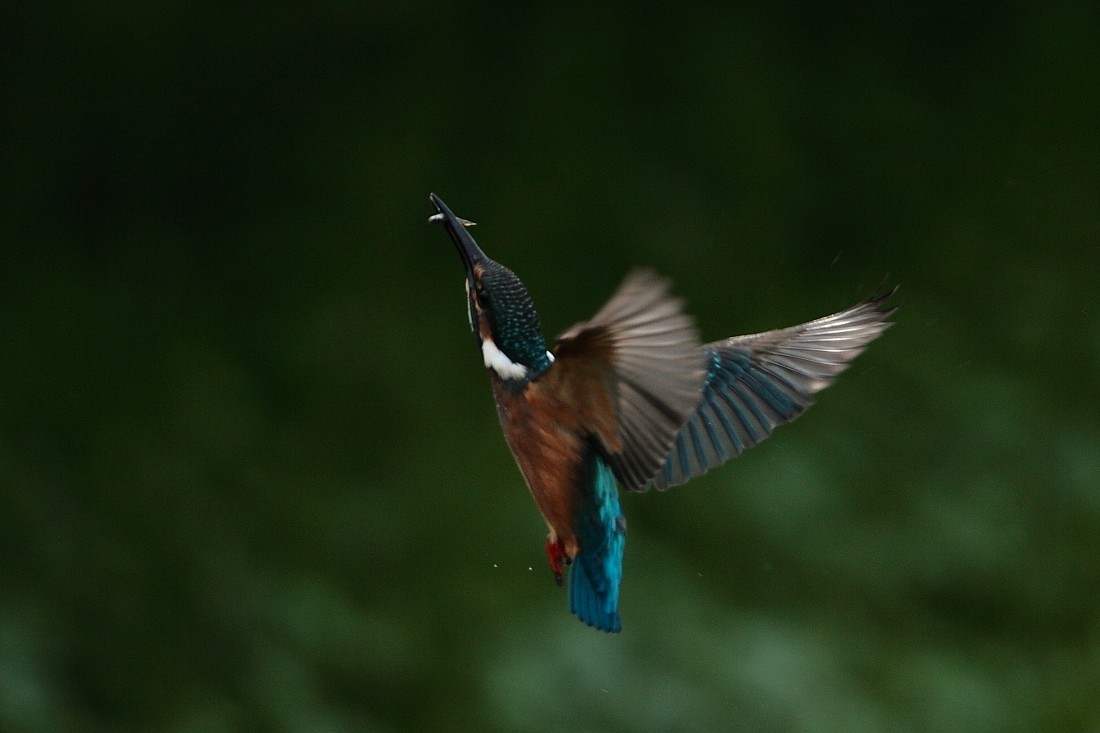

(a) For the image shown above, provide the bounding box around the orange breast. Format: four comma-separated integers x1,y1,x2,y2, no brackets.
490,377,590,557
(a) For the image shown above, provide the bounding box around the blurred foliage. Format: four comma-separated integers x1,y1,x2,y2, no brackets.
2,1,1099,731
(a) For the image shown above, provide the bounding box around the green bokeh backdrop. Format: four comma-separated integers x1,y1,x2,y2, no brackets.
3,3,1099,731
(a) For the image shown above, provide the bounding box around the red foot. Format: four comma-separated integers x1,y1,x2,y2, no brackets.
546,537,567,587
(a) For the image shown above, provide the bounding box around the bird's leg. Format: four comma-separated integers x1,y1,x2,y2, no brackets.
546,536,568,587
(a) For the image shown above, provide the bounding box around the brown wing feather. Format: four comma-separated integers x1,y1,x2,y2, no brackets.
543,270,706,491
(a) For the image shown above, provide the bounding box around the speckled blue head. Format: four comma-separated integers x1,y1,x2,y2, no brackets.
430,194,553,381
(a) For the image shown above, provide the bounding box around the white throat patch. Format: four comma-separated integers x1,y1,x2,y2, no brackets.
482,338,528,380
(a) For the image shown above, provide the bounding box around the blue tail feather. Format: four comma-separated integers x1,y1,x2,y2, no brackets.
567,452,625,633
569,551,622,632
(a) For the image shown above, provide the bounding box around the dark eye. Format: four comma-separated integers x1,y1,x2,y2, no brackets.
474,284,491,309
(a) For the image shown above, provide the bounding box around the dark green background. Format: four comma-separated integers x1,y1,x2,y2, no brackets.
4,3,1098,731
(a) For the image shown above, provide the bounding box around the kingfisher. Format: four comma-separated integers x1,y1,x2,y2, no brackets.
429,193,894,633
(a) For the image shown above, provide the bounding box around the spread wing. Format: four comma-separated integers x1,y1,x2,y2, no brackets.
647,288,896,491
542,270,707,491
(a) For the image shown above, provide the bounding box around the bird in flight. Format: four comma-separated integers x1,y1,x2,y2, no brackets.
430,193,894,632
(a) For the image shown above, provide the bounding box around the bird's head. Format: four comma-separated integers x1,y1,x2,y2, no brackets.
430,193,553,384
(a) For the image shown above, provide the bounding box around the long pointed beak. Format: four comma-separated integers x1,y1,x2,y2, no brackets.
429,193,487,275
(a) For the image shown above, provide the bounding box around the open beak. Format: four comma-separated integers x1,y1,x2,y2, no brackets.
429,193,486,278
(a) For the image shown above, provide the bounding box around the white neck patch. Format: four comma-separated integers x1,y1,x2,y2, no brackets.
482,338,528,380
464,280,474,331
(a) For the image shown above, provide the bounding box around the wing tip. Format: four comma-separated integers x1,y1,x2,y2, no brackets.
864,279,899,321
